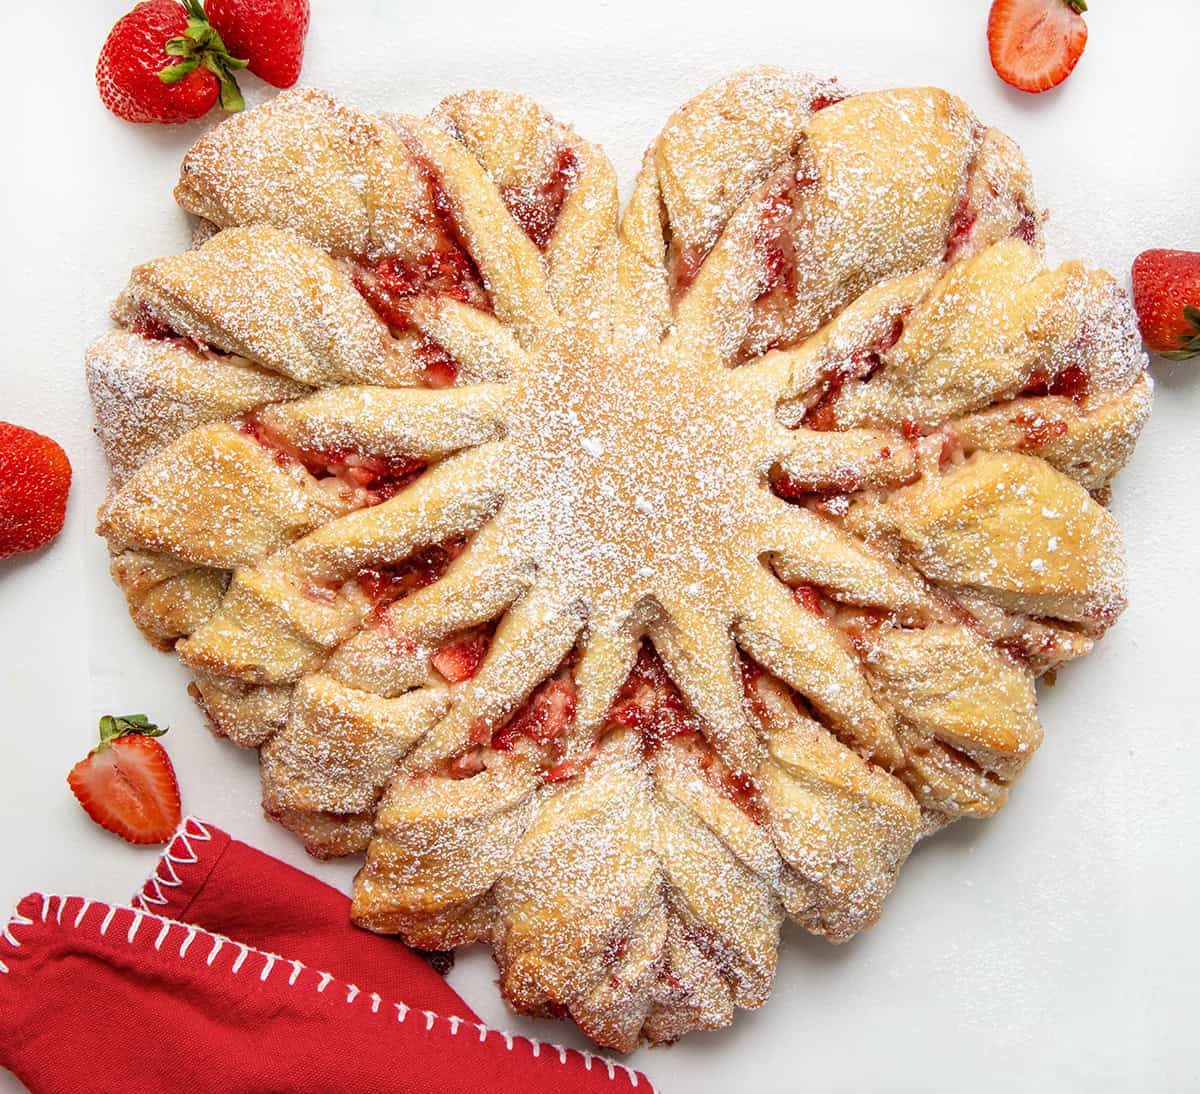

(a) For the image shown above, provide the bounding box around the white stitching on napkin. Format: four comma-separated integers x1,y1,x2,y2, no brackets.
133,816,214,911
0,891,653,1090
0,908,35,975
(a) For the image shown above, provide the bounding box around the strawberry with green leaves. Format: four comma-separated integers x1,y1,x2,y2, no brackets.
96,0,247,124
67,715,182,845
1132,249,1200,361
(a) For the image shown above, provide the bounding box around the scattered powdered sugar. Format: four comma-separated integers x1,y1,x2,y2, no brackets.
87,71,1150,1053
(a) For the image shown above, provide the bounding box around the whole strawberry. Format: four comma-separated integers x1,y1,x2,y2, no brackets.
0,422,71,560
206,0,310,89
96,0,247,124
1131,249,1200,360
67,715,182,845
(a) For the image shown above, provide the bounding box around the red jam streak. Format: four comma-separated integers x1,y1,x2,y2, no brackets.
430,629,490,684
1012,411,1069,451
671,240,709,298
943,193,978,262
501,146,580,251
350,151,490,334
800,315,905,433
240,416,426,507
1021,363,1089,404
810,90,846,112
754,166,816,302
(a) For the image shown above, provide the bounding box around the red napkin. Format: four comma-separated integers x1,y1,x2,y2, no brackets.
0,817,655,1094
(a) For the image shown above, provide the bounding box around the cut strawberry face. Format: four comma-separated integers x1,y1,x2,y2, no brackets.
987,0,1089,94
66,714,181,845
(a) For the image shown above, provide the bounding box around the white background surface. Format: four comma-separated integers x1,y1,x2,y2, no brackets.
2,2,1198,1091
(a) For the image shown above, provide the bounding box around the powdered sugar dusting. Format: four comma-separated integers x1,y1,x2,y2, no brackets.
87,72,1149,1053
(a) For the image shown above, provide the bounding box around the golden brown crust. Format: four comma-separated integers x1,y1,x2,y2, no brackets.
88,71,1150,1051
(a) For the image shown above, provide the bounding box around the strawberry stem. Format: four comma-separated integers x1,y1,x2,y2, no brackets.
1163,306,1200,360
157,0,247,112
96,713,167,750
1066,0,1088,12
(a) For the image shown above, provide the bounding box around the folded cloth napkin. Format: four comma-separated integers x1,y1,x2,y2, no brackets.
0,817,654,1094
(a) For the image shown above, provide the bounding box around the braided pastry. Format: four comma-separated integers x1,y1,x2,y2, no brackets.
87,69,1149,1050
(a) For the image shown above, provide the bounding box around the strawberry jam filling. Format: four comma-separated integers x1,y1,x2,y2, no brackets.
127,304,211,355
1012,410,1069,451
240,416,426,507
790,584,825,615
350,151,491,334
492,675,578,752
445,666,578,781
501,146,580,251
670,240,709,298
1021,363,1089,403
351,248,489,334
609,645,697,755
130,308,178,342
431,628,491,684
943,194,978,262
359,538,465,617
415,341,460,388
754,167,816,302
800,315,905,433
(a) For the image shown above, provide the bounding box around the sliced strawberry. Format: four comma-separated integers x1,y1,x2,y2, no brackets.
67,715,181,845
987,0,1089,94
431,632,489,683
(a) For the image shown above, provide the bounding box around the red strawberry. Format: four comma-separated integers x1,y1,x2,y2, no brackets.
0,422,71,560
96,0,247,125
431,632,490,683
206,0,310,89
987,0,1089,94
1131,249,1200,360
67,715,182,845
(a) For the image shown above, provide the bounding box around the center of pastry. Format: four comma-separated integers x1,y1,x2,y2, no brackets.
503,324,767,623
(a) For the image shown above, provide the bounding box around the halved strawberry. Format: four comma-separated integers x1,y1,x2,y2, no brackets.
67,715,181,845
431,632,489,683
987,0,1089,94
